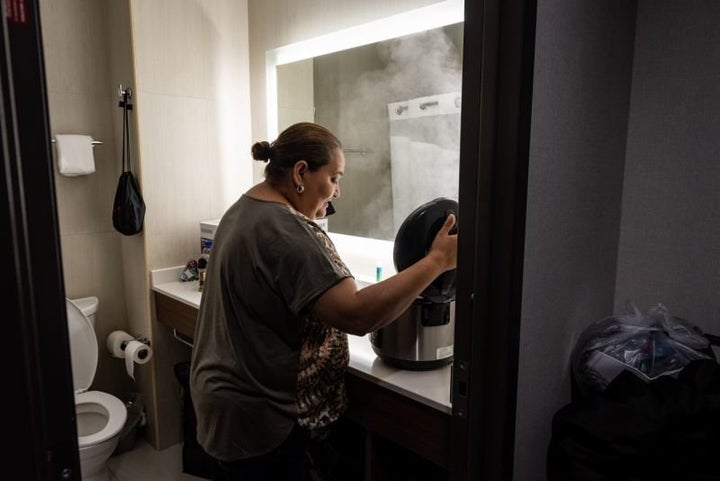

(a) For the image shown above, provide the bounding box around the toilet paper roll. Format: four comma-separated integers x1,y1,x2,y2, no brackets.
124,340,152,381
107,330,134,358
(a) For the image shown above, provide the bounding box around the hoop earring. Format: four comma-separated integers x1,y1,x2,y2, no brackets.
296,184,305,194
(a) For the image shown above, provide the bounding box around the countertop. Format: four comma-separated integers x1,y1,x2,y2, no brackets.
151,266,452,414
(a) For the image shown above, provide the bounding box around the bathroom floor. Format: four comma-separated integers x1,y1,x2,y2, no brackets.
107,440,207,481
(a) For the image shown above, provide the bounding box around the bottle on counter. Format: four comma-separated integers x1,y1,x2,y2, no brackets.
197,255,208,292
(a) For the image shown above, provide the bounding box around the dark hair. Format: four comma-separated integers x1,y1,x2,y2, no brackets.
251,122,342,184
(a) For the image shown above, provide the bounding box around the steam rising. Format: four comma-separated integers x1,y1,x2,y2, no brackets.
314,24,463,241
377,26,463,101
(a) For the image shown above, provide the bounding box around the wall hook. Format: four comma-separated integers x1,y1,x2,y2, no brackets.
118,83,133,110
120,336,151,351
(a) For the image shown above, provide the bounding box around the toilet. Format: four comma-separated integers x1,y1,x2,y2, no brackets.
66,297,127,481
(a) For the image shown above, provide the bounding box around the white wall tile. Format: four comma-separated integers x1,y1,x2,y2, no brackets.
136,93,212,242
40,0,134,410
131,0,208,97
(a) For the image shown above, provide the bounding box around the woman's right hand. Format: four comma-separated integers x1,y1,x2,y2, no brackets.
426,213,458,272
313,213,458,336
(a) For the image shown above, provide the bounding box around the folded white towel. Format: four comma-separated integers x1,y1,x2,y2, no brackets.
55,134,96,176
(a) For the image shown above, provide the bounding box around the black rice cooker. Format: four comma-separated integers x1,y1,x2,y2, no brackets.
370,197,457,370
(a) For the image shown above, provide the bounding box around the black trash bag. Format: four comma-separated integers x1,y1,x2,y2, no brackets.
548,305,720,481
548,359,720,481
112,171,145,235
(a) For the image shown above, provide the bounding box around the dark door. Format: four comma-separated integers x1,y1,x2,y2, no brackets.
450,0,537,480
1,0,80,479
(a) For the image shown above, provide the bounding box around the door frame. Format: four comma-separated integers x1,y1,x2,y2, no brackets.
451,0,537,479
2,1,81,479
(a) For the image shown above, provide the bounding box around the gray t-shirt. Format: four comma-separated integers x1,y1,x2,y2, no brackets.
189,195,350,461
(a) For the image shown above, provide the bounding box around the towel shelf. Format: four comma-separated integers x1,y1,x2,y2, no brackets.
343,148,372,156
51,138,103,145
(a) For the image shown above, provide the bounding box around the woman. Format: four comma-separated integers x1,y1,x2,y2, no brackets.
190,122,457,480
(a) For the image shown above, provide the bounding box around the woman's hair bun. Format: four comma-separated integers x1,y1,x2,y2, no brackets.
251,141,273,161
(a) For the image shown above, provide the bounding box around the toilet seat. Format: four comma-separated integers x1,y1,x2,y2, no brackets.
75,390,128,448
66,299,98,393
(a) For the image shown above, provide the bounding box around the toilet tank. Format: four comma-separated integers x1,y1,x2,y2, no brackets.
71,296,99,328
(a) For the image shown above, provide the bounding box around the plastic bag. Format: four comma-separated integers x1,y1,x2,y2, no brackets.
112,171,146,235
572,303,713,396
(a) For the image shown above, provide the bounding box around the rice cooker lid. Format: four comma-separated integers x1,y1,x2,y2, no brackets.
393,197,457,302
66,299,98,394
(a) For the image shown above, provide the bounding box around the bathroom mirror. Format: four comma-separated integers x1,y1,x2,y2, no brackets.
268,1,464,242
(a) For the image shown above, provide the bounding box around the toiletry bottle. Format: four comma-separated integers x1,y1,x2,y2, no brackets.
197,255,208,292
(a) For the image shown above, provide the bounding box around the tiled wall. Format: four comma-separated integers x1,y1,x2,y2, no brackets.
40,0,137,399
128,0,252,448
130,0,253,271
41,0,254,449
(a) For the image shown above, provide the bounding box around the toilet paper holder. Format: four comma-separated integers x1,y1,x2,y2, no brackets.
107,330,153,361
106,331,153,380
120,336,151,351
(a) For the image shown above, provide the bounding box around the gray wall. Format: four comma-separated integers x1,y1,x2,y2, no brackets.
614,1,720,333
517,2,720,480
515,1,637,479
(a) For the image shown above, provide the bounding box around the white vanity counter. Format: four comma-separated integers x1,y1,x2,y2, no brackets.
345,333,451,413
151,266,451,414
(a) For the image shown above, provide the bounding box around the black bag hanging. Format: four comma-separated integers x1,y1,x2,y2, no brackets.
112,86,146,236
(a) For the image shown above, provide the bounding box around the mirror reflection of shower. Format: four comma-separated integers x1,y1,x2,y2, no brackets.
276,23,463,241
389,92,460,233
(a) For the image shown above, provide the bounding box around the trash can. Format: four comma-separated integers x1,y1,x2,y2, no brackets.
113,392,145,455
174,362,213,479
